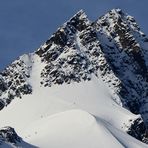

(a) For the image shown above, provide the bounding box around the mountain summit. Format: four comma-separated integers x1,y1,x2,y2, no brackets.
0,9,148,147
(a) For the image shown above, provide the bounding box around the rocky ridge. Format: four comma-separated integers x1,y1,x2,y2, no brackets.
0,126,36,147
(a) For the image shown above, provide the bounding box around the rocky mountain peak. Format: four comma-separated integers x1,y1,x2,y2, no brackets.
36,9,90,57
1,9,148,144
96,8,148,80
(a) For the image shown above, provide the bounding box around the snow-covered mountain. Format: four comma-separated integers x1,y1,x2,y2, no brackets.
0,9,148,147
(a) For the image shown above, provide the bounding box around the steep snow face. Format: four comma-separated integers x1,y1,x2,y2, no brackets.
0,8,148,147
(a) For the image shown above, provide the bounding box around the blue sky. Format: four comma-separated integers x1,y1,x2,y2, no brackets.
0,0,148,70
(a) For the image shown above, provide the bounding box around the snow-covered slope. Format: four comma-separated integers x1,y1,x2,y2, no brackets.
0,9,148,147
0,73,145,148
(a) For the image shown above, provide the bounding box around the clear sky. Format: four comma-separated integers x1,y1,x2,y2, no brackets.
0,0,148,70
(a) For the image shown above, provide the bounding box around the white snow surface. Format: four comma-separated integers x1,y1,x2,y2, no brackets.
0,53,147,148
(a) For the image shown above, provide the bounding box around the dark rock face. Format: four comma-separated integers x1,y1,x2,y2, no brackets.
0,127,37,147
0,99,5,110
0,55,32,108
0,127,21,144
127,118,148,144
0,77,7,93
